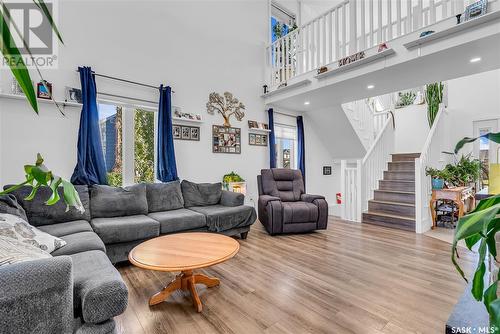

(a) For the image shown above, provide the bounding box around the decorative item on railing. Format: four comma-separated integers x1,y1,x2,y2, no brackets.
206,92,245,127
317,66,328,75
377,43,389,53
338,51,365,67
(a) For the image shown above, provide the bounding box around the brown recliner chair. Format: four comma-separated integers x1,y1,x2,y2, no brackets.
257,168,328,235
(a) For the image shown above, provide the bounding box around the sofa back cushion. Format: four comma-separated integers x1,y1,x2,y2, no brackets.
146,181,184,213
90,184,148,218
260,169,304,202
181,180,222,207
3,185,91,226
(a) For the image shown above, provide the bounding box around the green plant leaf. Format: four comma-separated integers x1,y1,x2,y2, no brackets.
490,299,500,330
484,272,500,313
32,0,64,43
24,182,41,201
486,218,500,259
46,176,62,206
465,234,482,250
454,132,500,154
471,240,487,300
61,180,84,213
0,11,38,113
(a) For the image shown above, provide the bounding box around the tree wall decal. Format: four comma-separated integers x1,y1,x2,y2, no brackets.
206,92,245,127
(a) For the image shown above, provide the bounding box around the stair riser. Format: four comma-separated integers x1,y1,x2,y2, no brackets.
368,201,415,217
362,213,415,231
388,162,415,172
374,191,415,204
383,171,415,181
379,180,415,192
392,153,420,162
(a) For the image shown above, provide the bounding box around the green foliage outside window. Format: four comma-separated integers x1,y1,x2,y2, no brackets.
134,110,155,183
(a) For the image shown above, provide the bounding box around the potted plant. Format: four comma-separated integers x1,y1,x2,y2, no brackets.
425,82,444,127
222,171,245,193
426,167,446,189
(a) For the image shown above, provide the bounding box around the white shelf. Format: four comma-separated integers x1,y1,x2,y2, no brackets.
248,128,272,133
172,117,204,124
315,48,396,79
0,92,82,108
404,10,500,49
261,79,312,98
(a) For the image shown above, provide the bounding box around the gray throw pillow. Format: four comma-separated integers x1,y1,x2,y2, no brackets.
90,183,148,218
0,194,28,222
0,236,52,266
181,180,222,207
0,213,66,253
146,181,184,213
3,185,90,226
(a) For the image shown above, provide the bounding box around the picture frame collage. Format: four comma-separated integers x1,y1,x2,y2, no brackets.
212,125,241,154
173,125,200,141
249,133,268,146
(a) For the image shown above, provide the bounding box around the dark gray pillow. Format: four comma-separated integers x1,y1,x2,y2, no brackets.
90,184,148,218
3,185,91,226
146,181,184,213
0,194,28,222
181,180,222,207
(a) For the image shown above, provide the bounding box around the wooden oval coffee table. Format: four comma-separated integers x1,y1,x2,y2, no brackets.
128,232,240,312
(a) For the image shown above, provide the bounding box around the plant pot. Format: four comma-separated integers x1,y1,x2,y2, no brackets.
432,178,444,190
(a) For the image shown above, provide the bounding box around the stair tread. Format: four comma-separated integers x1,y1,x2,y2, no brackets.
374,189,415,194
363,210,415,221
368,199,415,207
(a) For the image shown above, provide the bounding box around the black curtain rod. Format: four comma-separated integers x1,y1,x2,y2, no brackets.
75,69,175,93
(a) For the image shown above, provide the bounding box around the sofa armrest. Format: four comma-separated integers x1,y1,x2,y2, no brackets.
259,195,281,207
220,190,244,207
301,194,325,203
0,256,74,334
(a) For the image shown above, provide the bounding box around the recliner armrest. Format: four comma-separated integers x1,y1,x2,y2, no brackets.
220,190,244,207
301,194,325,203
259,195,281,207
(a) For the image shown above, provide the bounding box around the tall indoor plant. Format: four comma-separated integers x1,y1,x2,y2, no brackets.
425,82,444,127
451,131,500,330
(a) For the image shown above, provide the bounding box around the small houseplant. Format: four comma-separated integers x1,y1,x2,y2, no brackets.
425,82,444,127
425,167,447,190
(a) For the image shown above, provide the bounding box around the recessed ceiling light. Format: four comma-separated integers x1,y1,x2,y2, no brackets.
470,57,481,63
367,85,375,89
304,101,310,105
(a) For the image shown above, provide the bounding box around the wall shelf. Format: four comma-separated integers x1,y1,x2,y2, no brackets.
404,10,500,49
315,48,396,80
0,92,82,108
248,128,272,133
172,117,204,124
261,79,312,98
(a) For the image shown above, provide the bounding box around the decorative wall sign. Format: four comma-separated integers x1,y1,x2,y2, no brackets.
338,51,365,67
464,0,487,21
249,133,268,146
323,166,332,175
248,120,269,130
173,125,200,141
206,92,245,127
212,125,241,154
37,81,52,99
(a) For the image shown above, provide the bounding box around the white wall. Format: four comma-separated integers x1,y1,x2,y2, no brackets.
393,105,430,154
0,1,269,203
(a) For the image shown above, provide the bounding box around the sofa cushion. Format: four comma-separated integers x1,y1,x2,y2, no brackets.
0,213,66,253
38,220,93,237
146,181,184,213
90,184,148,218
90,215,159,244
70,250,128,324
189,205,256,232
3,185,91,226
282,202,318,223
0,235,52,266
181,180,222,207
148,208,206,234
51,231,106,256
0,194,28,221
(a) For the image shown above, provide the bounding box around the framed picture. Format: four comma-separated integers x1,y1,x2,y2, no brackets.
181,126,191,140
173,125,181,139
248,120,269,130
249,133,267,146
190,127,200,141
323,166,332,175
464,0,487,21
65,86,82,103
37,81,52,100
213,125,241,154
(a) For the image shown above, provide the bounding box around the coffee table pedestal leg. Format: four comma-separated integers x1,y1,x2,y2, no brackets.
149,270,220,312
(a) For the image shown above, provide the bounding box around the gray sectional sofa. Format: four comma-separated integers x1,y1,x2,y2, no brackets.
0,180,256,334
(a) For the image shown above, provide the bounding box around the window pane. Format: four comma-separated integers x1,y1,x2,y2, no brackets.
99,104,122,186
275,124,297,169
134,109,155,183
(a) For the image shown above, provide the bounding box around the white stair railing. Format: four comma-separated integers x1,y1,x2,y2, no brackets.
415,105,451,233
267,0,466,87
359,115,395,219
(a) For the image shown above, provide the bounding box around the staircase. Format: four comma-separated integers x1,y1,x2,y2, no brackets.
362,153,419,231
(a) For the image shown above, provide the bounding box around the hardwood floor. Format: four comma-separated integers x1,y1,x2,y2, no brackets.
115,217,476,334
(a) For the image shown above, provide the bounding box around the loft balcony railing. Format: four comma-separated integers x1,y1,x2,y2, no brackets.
266,0,470,88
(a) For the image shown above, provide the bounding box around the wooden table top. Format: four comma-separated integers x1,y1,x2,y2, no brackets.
128,232,240,272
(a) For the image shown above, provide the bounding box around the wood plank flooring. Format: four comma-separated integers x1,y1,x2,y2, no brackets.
115,217,476,334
